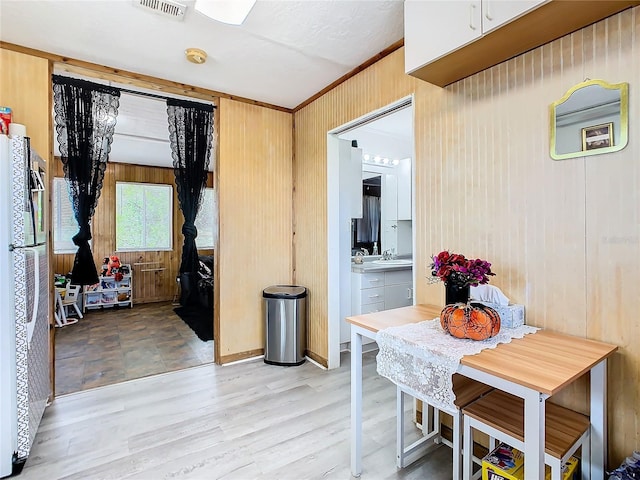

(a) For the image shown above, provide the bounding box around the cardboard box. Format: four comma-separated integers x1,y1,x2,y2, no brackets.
474,301,525,328
545,456,579,480
482,443,579,480
482,443,525,480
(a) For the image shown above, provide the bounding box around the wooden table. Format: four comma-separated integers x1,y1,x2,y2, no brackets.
347,304,618,479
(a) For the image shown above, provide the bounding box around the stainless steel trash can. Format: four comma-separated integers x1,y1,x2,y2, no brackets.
263,285,307,366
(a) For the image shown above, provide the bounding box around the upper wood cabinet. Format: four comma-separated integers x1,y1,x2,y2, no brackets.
405,0,640,87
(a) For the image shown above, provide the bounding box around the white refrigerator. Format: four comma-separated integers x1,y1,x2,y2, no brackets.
0,134,49,477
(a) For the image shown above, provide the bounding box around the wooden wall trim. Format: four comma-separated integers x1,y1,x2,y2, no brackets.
1,37,406,115
219,348,264,365
213,101,221,365
0,41,291,113
305,350,328,368
293,38,405,112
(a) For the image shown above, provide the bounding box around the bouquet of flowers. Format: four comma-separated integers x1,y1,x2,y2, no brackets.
429,250,494,288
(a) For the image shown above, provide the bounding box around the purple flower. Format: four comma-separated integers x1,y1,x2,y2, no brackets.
429,251,495,287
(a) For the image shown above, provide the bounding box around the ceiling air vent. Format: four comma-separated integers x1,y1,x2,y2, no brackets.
133,0,187,20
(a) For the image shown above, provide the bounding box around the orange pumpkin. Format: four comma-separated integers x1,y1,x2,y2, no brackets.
440,302,501,341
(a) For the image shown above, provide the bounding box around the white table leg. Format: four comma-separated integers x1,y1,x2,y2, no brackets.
351,326,363,477
523,390,545,479
590,359,607,480
396,386,405,468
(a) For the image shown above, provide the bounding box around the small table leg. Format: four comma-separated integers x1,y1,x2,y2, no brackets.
591,359,607,480
350,326,363,477
523,390,545,479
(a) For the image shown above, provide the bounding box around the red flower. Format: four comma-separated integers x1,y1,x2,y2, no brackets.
429,250,495,287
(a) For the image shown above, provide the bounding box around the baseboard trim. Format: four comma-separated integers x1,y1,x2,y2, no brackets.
219,348,264,365
305,350,328,368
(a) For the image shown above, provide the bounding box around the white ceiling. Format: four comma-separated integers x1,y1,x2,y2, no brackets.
0,0,405,109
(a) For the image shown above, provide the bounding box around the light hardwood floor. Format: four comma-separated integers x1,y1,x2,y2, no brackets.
22,352,454,479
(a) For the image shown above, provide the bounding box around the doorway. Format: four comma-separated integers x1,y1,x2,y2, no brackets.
326,97,415,369
51,80,216,395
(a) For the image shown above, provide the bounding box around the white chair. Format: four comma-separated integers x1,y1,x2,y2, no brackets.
397,374,492,479
462,389,590,480
54,284,83,327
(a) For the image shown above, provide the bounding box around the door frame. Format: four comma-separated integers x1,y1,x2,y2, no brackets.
326,95,415,369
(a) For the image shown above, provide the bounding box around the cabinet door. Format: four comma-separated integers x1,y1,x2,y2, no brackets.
397,158,412,221
382,173,398,222
405,0,482,73
481,0,546,34
384,284,413,309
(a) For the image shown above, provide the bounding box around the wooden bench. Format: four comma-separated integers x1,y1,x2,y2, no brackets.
462,389,590,480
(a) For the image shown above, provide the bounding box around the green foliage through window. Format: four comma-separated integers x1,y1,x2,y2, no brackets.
195,188,215,249
116,182,172,251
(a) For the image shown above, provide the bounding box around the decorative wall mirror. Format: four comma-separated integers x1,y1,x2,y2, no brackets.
550,79,628,160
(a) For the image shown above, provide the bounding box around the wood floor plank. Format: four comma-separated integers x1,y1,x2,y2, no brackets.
20,352,455,479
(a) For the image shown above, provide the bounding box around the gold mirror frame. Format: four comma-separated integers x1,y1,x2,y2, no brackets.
550,79,628,161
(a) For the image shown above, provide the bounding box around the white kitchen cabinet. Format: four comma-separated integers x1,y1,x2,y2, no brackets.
385,270,413,312
382,173,398,222
381,173,398,254
384,284,414,310
405,0,482,74
407,1,636,86
481,0,546,33
405,0,545,74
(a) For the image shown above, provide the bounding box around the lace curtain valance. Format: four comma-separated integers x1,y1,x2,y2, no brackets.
52,75,120,285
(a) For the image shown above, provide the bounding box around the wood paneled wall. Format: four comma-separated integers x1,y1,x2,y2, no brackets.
294,52,418,364
217,98,293,362
53,160,214,305
1,47,53,397
0,49,51,157
294,8,639,464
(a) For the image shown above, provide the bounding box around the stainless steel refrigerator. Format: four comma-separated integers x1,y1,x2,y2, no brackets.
0,133,49,477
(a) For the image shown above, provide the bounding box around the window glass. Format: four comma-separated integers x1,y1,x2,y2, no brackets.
116,182,173,251
195,188,215,249
52,177,82,254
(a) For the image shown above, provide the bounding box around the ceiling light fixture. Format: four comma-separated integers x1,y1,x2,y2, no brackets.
194,0,256,25
185,48,208,64
361,154,400,168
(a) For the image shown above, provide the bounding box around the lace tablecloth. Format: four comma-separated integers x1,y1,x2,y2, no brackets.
376,318,538,415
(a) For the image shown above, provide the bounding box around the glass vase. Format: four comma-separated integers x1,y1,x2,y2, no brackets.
445,283,470,305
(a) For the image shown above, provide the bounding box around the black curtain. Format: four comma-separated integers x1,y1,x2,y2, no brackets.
52,75,120,285
166,98,213,306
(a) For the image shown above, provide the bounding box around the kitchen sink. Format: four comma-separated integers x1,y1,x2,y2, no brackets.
372,259,413,265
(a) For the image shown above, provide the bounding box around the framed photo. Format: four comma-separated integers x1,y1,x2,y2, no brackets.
582,122,613,151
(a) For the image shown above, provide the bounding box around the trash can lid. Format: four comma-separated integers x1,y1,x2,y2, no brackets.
263,285,307,299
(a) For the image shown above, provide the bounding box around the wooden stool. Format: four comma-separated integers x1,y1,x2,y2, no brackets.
397,374,493,479
462,389,590,480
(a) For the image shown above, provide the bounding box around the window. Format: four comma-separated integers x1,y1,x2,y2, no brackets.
52,177,82,254
195,188,215,249
116,182,173,251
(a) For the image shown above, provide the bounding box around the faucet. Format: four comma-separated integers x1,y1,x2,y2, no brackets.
382,250,391,260
361,248,369,255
